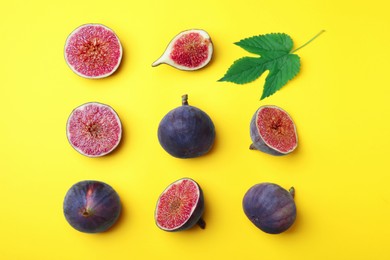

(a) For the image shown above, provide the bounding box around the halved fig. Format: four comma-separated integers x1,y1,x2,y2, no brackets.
250,105,298,155
152,29,213,71
64,23,123,78
66,102,122,157
155,178,205,231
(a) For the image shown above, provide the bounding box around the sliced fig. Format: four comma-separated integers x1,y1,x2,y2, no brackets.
157,94,215,158
152,29,213,71
66,102,122,157
243,183,296,234
250,105,298,155
64,23,123,78
155,178,205,232
63,180,122,233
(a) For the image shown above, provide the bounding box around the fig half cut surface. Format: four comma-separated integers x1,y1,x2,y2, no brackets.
152,29,213,71
243,183,296,234
250,105,298,156
66,102,122,157
63,180,122,233
157,94,215,158
155,178,205,232
64,23,123,78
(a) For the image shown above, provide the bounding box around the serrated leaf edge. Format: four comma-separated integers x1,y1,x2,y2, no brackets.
260,55,301,100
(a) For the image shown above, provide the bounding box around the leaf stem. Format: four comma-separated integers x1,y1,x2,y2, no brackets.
291,30,325,53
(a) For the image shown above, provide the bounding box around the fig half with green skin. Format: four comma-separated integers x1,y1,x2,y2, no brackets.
63,180,122,233
155,178,205,232
152,29,213,71
157,94,215,158
243,183,296,234
250,105,298,156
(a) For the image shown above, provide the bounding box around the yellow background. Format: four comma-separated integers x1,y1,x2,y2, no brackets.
1,0,389,259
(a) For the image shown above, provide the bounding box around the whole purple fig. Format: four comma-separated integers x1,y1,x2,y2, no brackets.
242,183,296,234
63,180,122,233
157,94,215,159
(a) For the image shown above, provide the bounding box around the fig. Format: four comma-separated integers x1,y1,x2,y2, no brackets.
155,178,205,231
250,105,298,156
63,180,122,233
152,29,213,71
242,183,296,234
66,102,122,157
157,94,215,158
64,23,123,78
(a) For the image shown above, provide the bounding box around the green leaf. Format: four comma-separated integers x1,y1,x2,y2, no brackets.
261,54,300,99
235,33,293,59
219,31,324,100
218,57,266,84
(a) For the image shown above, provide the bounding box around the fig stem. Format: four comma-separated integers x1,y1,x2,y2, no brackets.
249,144,257,150
289,187,295,198
182,94,189,106
291,30,325,53
197,218,206,229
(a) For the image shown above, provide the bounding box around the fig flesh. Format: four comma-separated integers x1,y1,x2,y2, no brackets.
250,105,298,155
155,178,205,231
152,29,213,71
157,94,215,158
63,180,122,233
64,23,123,78
243,183,296,234
66,102,122,157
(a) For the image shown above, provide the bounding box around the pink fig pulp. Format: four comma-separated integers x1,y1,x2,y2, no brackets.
152,29,213,71
64,23,123,78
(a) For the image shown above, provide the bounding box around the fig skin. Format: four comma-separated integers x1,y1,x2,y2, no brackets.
250,105,298,156
63,180,122,233
155,178,206,232
158,94,215,158
242,183,296,234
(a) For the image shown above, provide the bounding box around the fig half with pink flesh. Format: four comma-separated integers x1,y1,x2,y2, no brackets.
64,23,123,78
250,105,298,155
152,29,213,71
66,102,122,157
155,178,205,231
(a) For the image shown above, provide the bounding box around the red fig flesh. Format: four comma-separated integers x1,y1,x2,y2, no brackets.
66,102,122,157
152,29,213,71
250,105,298,155
155,178,205,231
64,24,123,78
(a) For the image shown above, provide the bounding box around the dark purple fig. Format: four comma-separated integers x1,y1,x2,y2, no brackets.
155,178,205,232
250,105,298,156
242,183,296,234
63,180,121,233
157,94,215,158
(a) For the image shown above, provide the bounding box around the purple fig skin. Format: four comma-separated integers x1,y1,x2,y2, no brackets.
243,183,296,234
249,105,298,156
158,95,215,158
63,180,121,233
